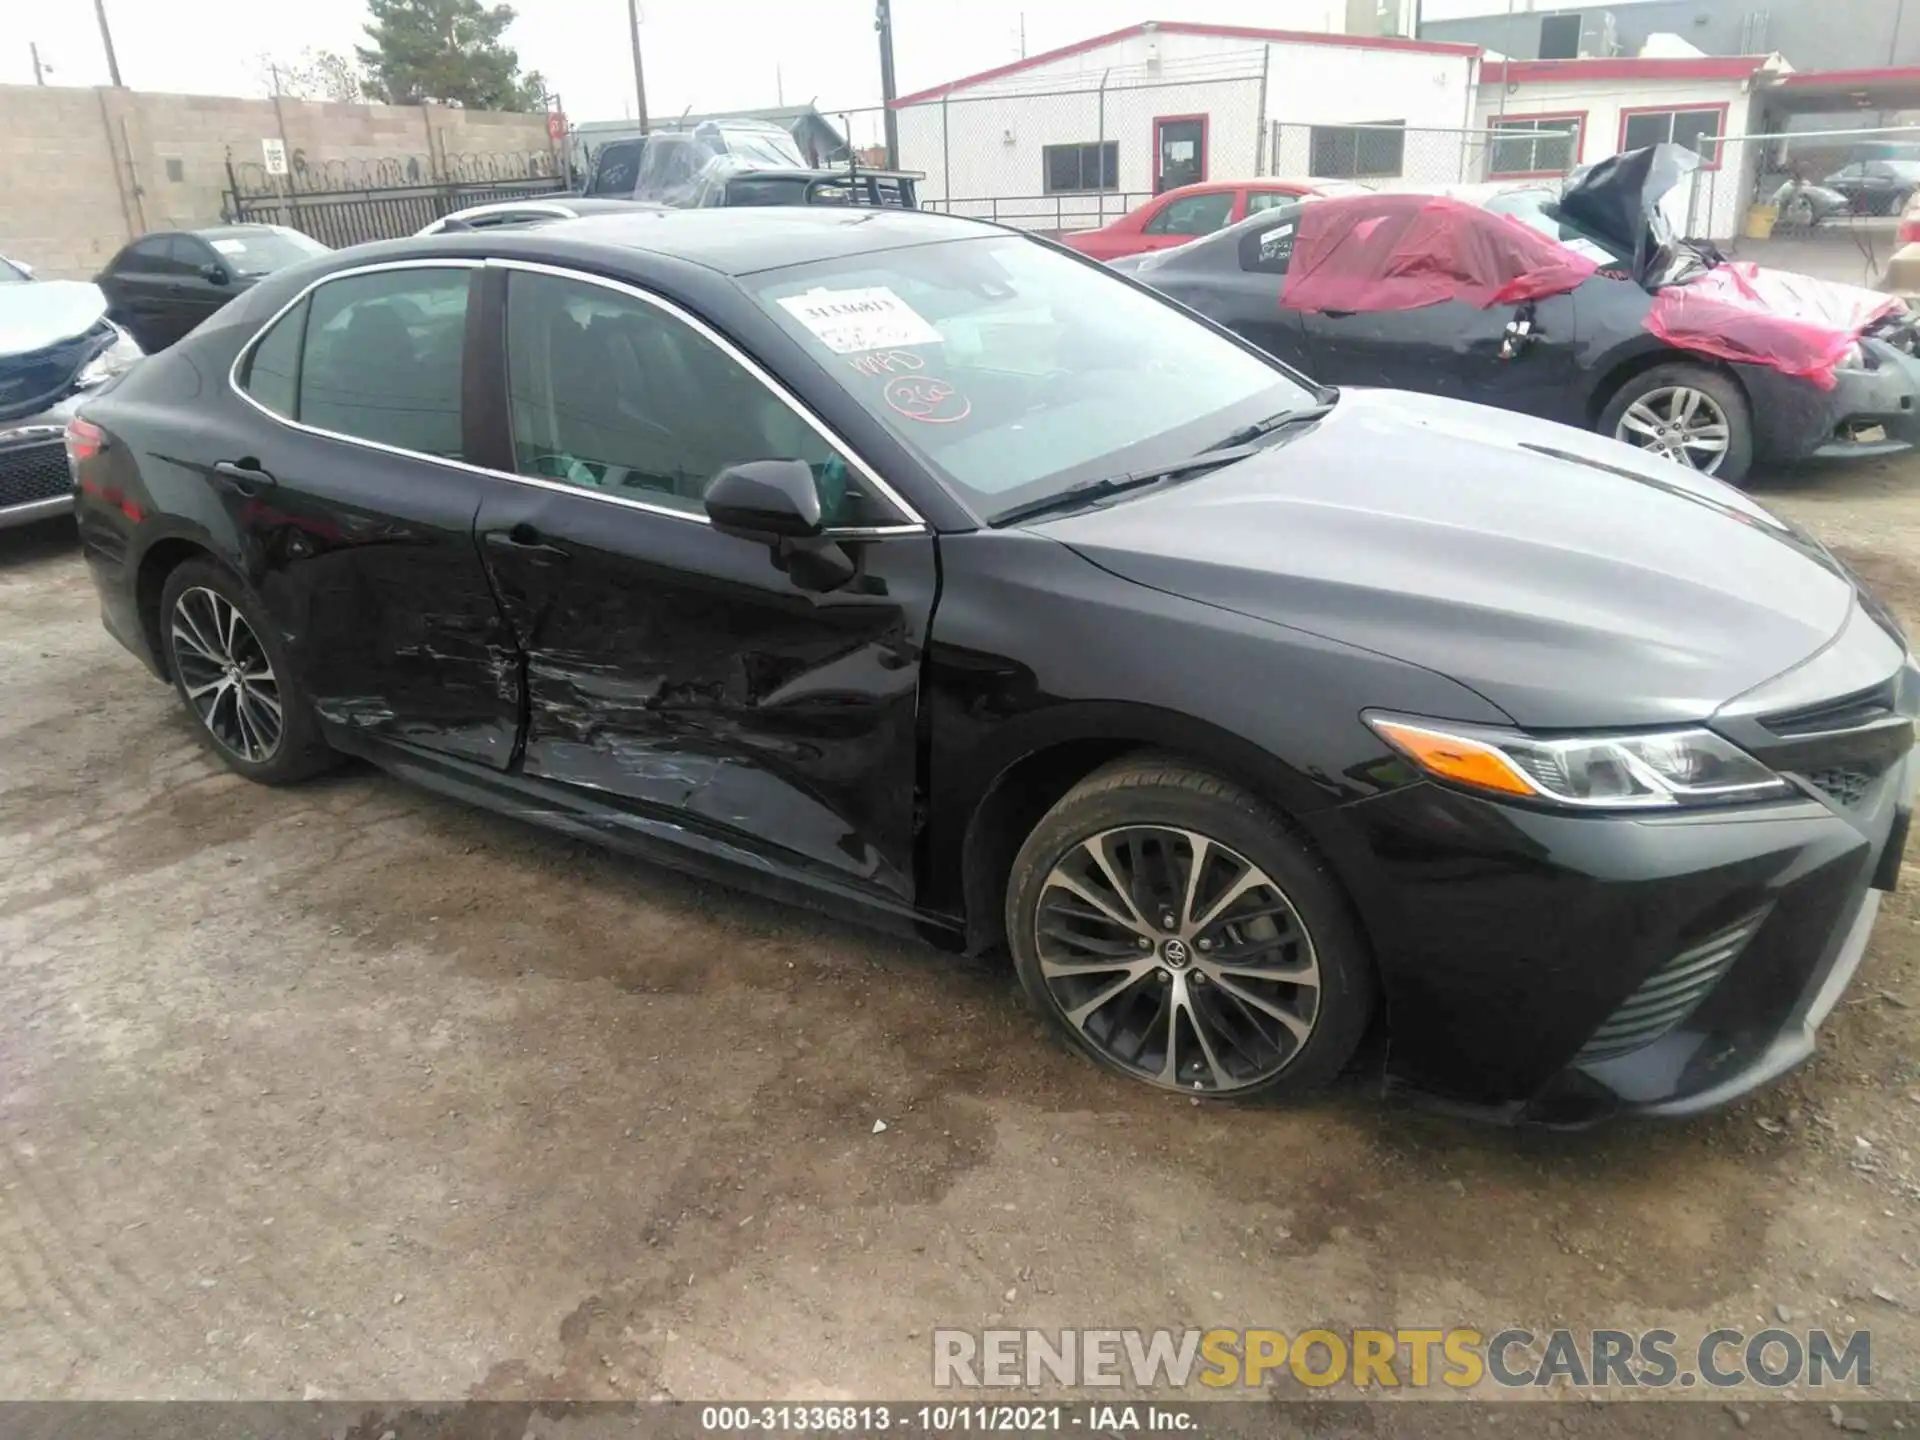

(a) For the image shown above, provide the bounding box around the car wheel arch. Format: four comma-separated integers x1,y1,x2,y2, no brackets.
1586,345,1751,429
948,706,1353,958
135,533,226,679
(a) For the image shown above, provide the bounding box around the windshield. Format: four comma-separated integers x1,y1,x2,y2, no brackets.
1479,190,1625,265
747,235,1315,520
204,228,329,276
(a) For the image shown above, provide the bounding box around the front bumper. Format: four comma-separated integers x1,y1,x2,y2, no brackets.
1743,340,1920,466
1318,608,1918,1125
0,392,81,530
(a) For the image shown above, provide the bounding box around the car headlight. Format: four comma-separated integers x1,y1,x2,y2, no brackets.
1366,713,1793,809
75,326,143,390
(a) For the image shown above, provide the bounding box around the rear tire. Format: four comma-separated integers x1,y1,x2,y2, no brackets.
1598,362,1754,485
159,559,334,785
1005,756,1374,1100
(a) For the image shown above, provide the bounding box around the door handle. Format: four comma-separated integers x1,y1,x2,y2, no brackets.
212,460,275,495
1320,309,1356,319
485,523,571,562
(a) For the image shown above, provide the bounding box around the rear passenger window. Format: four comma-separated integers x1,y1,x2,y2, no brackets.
295,268,471,458
1239,219,1298,276
501,269,901,526
243,298,305,418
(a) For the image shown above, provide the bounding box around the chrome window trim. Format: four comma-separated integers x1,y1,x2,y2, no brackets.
489,258,927,531
225,255,929,536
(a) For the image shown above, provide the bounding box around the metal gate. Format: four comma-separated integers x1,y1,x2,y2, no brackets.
222,150,569,248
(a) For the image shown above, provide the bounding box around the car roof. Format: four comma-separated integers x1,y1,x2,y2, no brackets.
454,205,993,276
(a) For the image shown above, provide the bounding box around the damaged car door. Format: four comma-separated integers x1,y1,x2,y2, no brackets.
227,261,524,767
473,264,935,903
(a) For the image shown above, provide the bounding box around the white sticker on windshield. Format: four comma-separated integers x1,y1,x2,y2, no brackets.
777,286,942,354
210,239,247,255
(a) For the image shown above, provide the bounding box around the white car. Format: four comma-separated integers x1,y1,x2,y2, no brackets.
0,256,142,529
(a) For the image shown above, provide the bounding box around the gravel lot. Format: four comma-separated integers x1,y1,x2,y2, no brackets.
7,452,1920,1419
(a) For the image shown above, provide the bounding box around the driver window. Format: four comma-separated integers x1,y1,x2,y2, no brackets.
502,269,903,526
1144,192,1234,237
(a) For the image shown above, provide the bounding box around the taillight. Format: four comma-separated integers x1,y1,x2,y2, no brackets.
1901,218,1920,246
65,416,105,464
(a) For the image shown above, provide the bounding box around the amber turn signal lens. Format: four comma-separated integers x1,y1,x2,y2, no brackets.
1369,718,1540,798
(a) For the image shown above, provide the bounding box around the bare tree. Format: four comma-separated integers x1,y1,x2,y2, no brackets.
257,48,366,104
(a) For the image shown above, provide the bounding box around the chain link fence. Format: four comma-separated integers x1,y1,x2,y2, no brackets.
1686,126,1920,280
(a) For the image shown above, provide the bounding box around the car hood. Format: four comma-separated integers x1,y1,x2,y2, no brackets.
1032,389,1857,729
0,280,108,359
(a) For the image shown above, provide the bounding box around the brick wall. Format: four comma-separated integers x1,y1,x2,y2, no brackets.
0,83,551,278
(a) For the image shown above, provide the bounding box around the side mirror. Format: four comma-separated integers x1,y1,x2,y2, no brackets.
704,459,858,593
704,458,823,540
201,262,230,285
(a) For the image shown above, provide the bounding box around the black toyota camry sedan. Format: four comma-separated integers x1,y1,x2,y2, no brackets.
70,206,1918,1123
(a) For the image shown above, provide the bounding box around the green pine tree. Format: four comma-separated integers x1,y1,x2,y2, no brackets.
356,0,545,110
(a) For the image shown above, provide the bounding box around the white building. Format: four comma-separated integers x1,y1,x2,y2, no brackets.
891,21,1482,227
892,18,1802,239
1474,54,1790,239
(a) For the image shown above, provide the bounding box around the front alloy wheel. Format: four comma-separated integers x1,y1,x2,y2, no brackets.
171,586,284,762
1613,385,1732,473
1007,758,1374,1100
1034,826,1321,1092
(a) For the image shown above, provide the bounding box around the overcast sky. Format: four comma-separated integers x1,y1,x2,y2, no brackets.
7,0,1640,135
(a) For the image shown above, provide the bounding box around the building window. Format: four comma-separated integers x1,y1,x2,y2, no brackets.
1620,106,1725,166
1309,122,1405,180
164,157,185,183
1042,142,1119,193
1488,115,1582,177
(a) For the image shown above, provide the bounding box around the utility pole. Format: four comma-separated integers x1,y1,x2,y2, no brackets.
626,0,649,133
30,41,47,85
875,0,899,169
93,0,123,86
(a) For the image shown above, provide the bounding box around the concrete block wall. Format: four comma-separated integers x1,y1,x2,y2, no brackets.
0,83,550,278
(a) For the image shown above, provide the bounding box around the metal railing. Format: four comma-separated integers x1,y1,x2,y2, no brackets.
921,191,1154,234
224,166,569,247
1689,125,1920,263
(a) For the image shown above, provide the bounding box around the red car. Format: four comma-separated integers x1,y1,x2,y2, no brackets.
1062,179,1368,261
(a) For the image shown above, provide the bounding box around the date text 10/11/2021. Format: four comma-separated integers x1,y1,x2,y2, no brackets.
700,1405,1196,1432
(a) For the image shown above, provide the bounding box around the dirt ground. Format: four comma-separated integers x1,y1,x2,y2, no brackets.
8,452,1920,1424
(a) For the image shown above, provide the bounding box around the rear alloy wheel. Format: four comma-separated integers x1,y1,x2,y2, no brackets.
159,559,334,785
171,586,284,763
1599,363,1753,484
1007,758,1373,1098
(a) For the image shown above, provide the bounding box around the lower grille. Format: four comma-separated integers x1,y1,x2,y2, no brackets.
0,442,72,510
1805,763,1886,809
1576,910,1765,1063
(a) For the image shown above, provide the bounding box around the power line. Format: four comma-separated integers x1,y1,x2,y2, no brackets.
875,0,898,168
627,0,649,132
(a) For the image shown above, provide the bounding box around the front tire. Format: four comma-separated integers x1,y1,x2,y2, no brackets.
159,559,333,785
1005,757,1374,1099
1598,362,1754,484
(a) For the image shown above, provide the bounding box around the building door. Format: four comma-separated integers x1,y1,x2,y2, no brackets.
1153,116,1207,194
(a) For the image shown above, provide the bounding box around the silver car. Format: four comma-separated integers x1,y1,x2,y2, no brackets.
0,257,144,529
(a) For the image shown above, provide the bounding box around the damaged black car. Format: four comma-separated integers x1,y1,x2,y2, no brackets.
71,207,1918,1122
1115,145,1920,484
